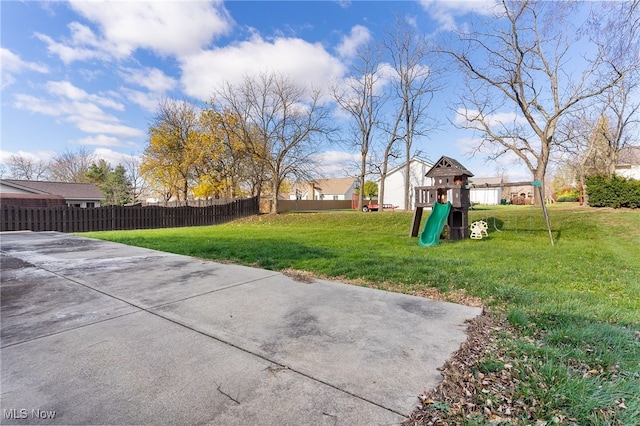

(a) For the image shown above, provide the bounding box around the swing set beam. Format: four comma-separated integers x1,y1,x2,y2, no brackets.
469,180,554,246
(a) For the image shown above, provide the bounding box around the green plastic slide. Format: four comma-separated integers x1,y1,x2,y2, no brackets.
418,201,452,246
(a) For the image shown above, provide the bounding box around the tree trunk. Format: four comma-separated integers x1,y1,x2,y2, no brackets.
271,178,279,214
359,154,366,210
378,175,386,211
533,168,546,206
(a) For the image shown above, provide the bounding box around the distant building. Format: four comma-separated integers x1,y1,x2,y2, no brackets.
290,178,358,201
0,179,105,208
376,157,434,210
469,177,504,205
616,146,640,180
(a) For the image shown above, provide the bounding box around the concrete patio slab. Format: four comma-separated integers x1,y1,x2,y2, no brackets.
0,231,482,425
1,254,138,346
1,232,279,309
1,311,401,425
155,275,476,414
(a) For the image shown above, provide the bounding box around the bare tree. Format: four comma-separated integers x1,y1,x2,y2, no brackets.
121,154,150,204
7,154,49,180
49,147,94,183
588,0,640,173
213,72,334,213
552,0,640,204
446,0,627,205
332,42,387,210
560,83,639,178
383,16,442,210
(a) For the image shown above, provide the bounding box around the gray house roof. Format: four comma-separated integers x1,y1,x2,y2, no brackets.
469,177,504,186
0,179,105,201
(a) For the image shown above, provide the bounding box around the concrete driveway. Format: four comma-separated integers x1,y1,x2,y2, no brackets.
0,231,481,425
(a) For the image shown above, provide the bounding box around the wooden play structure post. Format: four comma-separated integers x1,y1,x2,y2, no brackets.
410,156,473,240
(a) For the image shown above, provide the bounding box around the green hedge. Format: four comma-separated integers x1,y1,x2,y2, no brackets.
557,195,580,202
585,174,640,208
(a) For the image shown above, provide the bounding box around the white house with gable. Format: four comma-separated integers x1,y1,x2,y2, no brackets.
377,157,434,210
289,178,358,201
469,177,504,205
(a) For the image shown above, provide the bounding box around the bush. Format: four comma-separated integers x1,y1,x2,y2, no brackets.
554,185,579,201
557,195,579,202
585,174,640,208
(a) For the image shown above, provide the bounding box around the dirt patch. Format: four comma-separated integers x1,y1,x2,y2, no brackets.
404,287,484,308
282,268,316,283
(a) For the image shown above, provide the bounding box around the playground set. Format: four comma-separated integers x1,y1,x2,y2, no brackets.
410,156,554,246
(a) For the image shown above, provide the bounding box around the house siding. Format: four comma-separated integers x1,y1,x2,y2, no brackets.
616,166,640,180
0,183,27,194
380,159,434,210
470,188,502,205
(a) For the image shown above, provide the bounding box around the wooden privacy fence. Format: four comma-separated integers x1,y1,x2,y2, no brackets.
1,196,259,233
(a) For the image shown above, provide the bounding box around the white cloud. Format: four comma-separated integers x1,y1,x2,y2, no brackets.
117,67,176,111
1,48,49,74
336,25,371,58
72,119,143,138
419,0,498,31
13,81,144,140
0,48,49,89
0,147,143,168
69,0,233,58
34,1,233,64
0,149,55,164
74,134,125,147
119,67,177,93
46,80,124,110
35,23,112,64
180,35,346,99
92,148,135,166
315,150,360,177
121,88,162,112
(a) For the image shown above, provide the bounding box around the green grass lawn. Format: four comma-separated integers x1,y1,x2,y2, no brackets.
83,204,639,424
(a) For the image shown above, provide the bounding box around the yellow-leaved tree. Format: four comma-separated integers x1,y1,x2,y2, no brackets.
141,99,201,203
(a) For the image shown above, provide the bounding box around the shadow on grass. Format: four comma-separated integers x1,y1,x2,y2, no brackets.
183,237,337,270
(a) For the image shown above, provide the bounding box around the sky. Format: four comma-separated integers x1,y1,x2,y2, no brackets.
1,0,542,182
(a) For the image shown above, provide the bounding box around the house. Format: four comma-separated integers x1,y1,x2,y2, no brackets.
469,177,504,205
290,178,358,201
616,146,640,180
504,183,535,204
0,179,106,208
377,157,434,210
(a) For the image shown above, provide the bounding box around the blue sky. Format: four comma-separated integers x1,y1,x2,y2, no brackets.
2,0,535,181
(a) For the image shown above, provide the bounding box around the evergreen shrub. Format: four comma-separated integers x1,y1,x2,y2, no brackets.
585,174,640,208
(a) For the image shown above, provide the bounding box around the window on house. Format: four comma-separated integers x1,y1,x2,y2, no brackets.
86,202,95,208
333,195,338,200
